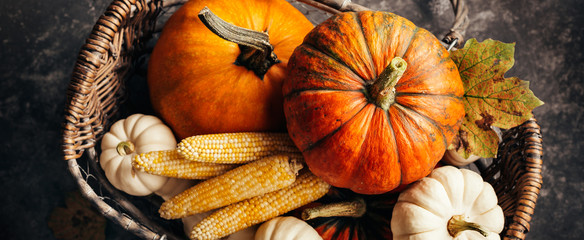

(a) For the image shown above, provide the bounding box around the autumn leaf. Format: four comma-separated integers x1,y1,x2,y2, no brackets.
449,38,544,158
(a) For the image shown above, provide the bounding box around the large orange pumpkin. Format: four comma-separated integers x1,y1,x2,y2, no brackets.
148,0,313,139
283,11,465,194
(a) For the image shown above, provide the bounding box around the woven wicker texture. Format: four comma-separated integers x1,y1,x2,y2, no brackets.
483,119,543,240
61,0,543,239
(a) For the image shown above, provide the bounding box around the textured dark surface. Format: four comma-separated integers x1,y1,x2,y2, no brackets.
0,0,582,239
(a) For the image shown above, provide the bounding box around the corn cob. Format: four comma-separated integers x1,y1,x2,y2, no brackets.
132,149,238,179
189,171,330,240
159,154,304,219
177,132,302,164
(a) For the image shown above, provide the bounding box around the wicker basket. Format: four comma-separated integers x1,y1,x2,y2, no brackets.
61,0,543,239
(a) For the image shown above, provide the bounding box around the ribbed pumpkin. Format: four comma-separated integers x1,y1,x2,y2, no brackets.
283,11,465,194
300,187,398,240
148,0,313,139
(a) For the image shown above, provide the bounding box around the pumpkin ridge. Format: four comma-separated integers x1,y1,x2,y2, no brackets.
393,93,464,140
302,41,368,83
318,218,343,238
474,204,500,217
301,102,368,153
336,220,353,240
107,150,125,172
349,105,376,192
124,115,141,140
403,227,442,237
283,88,366,101
348,219,355,240
106,131,125,148
388,105,445,184
292,44,368,87
132,123,162,142
398,200,445,228
383,107,403,187
399,26,420,58
397,182,450,219
353,11,377,79
318,218,350,240
393,103,449,149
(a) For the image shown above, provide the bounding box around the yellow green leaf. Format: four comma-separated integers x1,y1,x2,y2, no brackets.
450,38,544,158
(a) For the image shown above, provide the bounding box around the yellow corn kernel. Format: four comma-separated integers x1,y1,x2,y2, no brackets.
177,132,301,164
159,154,304,219
189,171,331,240
132,149,238,180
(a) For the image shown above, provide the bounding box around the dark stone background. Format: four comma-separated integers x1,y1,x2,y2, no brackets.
0,0,582,239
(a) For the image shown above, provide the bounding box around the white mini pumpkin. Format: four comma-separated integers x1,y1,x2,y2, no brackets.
391,166,504,240
99,114,192,198
442,149,481,167
255,216,322,240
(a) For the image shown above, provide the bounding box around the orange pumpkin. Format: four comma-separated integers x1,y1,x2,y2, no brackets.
283,11,465,194
148,0,313,139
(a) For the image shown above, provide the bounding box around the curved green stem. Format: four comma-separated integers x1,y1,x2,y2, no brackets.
447,215,489,237
368,57,407,110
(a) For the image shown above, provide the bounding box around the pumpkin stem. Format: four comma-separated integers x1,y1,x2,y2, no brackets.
301,198,366,220
116,141,135,156
447,215,489,237
198,7,280,80
368,57,407,110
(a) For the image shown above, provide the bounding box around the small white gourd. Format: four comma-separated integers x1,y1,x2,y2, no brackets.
442,149,481,167
391,166,504,240
99,114,192,198
254,216,322,240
